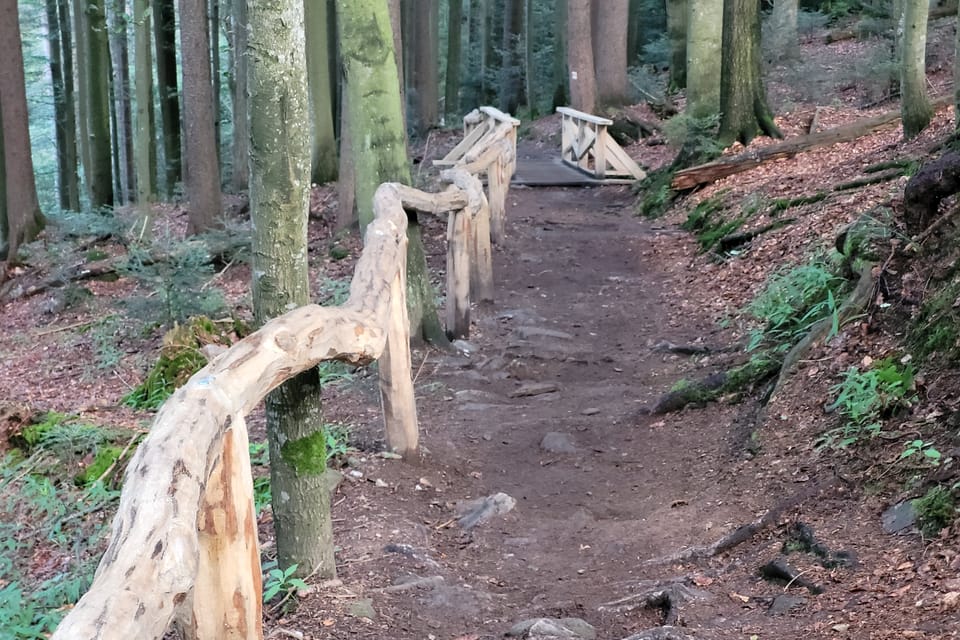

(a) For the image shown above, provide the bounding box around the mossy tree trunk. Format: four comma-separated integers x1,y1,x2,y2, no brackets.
901,0,932,139
0,0,45,262
686,0,723,118
248,0,335,579
718,0,781,146
305,0,338,184
338,0,447,344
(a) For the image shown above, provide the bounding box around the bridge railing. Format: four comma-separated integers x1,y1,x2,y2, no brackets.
556,106,646,183
434,105,520,245
49,169,500,639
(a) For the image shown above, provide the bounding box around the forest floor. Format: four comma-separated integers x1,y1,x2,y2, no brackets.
6,15,960,640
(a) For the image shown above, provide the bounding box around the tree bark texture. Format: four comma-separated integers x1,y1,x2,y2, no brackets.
591,0,629,106
154,0,182,195
45,0,70,210
0,0,45,261
769,0,799,61
411,0,440,133
551,0,568,109
305,0,338,184
85,0,114,208
74,0,93,195
718,0,781,145
109,0,134,204
686,0,723,118
179,0,223,232
499,0,524,114
901,0,932,138
567,0,596,114
248,0,335,579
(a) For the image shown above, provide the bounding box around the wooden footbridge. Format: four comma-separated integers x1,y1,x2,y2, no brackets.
435,105,647,187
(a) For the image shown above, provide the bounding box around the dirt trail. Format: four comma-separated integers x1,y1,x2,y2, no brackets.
303,182,840,639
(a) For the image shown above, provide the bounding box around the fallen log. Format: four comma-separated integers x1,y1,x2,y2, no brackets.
671,94,951,190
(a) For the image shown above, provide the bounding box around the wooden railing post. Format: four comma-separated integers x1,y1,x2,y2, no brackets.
445,207,471,338
487,155,507,245
190,414,262,640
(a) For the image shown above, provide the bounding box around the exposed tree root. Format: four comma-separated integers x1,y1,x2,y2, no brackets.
643,477,836,567
650,356,780,414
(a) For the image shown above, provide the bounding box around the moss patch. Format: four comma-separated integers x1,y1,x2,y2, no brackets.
74,446,122,487
280,430,328,476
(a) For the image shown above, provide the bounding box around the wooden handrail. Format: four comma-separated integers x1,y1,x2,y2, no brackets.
557,106,645,182
555,106,613,126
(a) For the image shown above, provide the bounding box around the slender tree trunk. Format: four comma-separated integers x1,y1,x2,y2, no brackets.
567,0,596,114
57,0,80,210
154,0,182,195
45,0,70,210
592,0,629,106
499,0,524,114
74,0,93,199
305,0,338,183
179,0,223,232
482,0,498,103
109,0,134,204
666,0,687,88
901,0,932,138
686,0,723,118
248,0,333,580
0,0,45,262
86,0,114,208
627,0,644,64
769,0,799,62
955,3,960,130
134,0,156,208
409,0,439,133
551,0,568,109
524,0,536,115
230,0,249,191
718,0,781,146
444,0,463,120
209,0,221,158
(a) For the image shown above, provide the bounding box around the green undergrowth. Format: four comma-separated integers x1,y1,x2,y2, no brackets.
123,316,242,410
819,357,916,449
1,413,129,637
914,485,957,538
681,192,754,253
909,267,960,364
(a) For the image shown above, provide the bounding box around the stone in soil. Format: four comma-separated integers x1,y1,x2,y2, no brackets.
540,431,579,453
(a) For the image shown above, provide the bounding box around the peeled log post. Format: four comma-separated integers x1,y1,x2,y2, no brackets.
487,155,508,244
441,168,494,304
189,415,262,639
446,208,472,338
51,183,415,640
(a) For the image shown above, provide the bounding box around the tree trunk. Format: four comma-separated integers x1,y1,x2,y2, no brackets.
338,0,446,345
230,0,249,191
57,0,80,211
499,0,524,114
592,0,629,107
955,3,960,131
86,0,114,208
627,0,643,64
769,0,799,62
0,0,45,262
666,0,687,88
524,0,536,115
901,0,932,139
248,0,334,579
718,0,781,146
567,0,596,114
411,0,440,133
134,0,156,208
209,0,221,158
179,0,223,232
74,0,93,199
45,0,70,210
686,0,723,118
154,0,181,195
551,0,568,109
305,0,338,184
109,0,134,204
445,0,463,120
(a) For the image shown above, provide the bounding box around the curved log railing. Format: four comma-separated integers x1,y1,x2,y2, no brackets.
48,160,504,638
